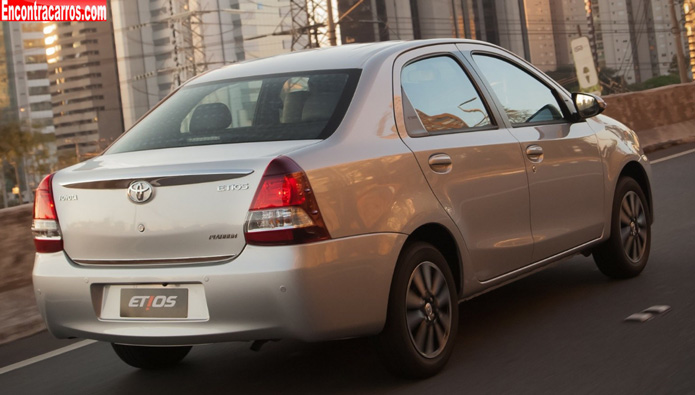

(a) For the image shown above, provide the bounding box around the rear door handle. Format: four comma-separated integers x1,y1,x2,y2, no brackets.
525,145,544,163
428,154,452,173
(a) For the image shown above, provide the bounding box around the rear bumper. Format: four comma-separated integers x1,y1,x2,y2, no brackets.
33,233,405,345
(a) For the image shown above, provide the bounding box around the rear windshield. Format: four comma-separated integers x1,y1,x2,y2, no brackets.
107,69,361,154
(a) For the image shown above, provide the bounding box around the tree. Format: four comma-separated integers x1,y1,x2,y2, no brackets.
0,121,46,205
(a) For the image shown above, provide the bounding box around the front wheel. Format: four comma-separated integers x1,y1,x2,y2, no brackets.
377,242,459,379
112,344,192,369
593,177,651,278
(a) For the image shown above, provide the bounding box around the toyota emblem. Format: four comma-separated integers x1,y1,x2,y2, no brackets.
127,181,154,204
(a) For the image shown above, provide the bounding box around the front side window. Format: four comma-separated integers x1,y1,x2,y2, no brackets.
401,56,491,135
107,70,359,154
472,55,564,125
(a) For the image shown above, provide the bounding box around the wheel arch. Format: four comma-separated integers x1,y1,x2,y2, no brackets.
618,161,654,224
402,223,463,297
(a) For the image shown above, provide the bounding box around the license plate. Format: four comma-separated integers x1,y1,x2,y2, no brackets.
120,288,188,318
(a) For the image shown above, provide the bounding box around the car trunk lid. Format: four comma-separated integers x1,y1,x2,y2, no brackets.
52,140,319,264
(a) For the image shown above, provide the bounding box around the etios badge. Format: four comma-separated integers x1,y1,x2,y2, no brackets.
127,181,154,204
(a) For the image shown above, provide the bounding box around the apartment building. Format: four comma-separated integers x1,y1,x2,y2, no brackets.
1,22,56,201
45,20,124,158
110,0,291,129
682,0,695,77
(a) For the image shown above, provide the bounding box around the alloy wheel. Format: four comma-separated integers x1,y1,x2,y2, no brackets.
619,190,648,263
405,261,452,358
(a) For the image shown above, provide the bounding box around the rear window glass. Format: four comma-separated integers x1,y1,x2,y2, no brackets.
107,70,360,154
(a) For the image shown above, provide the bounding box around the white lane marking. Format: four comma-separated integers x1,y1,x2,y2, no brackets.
650,148,695,164
624,305,671,323
0,340,97,375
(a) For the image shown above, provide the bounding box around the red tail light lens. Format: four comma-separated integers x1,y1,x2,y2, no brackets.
245,157,330,245
32,174,63,253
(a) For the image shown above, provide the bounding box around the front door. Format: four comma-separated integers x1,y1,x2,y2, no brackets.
469,53,605,262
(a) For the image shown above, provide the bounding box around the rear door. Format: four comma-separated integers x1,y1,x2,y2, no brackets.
465,48,605,262
393,44,533,282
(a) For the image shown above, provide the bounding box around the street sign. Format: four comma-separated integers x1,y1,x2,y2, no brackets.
571,36,602,95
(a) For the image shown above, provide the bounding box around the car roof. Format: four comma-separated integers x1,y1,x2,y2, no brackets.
187,39,501,86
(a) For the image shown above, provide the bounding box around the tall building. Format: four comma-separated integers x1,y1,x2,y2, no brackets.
110,0,291,129
686,0,695,77
587,0,689,84
338,0,559,70
1,22,56,202
4,22,54,134
460,0,558,70
45,20,124,159
0,23,16,119
550,0,593,69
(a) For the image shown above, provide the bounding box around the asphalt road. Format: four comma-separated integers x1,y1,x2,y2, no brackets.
2,143,695,395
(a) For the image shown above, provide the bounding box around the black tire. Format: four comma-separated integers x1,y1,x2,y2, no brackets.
377,242,459,379
112,344,192,369
593,177,651,279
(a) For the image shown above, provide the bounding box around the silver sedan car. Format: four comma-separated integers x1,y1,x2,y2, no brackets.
32,39,653,378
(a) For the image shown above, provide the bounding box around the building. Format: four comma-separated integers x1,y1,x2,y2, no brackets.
683,0,695,77
337,0,558,70
45,20,124,160
586,0,689,84
3,22,54,134
550,0,594,69
110,0,291,129
1,22,56,203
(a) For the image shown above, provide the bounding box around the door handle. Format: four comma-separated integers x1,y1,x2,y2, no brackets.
525,145,544,163
428,153,452,173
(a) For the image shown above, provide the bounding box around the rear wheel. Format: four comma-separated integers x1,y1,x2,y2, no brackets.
593,177,651,278
377,242,458,378
112,344,192,369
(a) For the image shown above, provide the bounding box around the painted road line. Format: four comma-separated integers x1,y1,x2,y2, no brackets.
624,305,671,323
651,148,695,164
0,340,97,375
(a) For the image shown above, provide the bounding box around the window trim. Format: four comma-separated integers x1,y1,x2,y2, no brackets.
399,53,498,137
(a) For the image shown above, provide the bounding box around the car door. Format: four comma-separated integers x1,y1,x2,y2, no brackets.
393,44,534,282
465,48,605,262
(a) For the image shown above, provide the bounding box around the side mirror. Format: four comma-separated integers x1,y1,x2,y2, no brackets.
572,92,606,119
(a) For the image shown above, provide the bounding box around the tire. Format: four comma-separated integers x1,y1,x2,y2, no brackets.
377,242,459,379
593,177,651,279
112,344,192,369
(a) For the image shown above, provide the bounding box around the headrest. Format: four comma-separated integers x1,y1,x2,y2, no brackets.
307,75,345,93
189,103,232,133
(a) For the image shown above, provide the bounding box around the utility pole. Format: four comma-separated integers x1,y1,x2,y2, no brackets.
370,0,380,41
326,0,337,46
669,0,690,83
518,0,531,62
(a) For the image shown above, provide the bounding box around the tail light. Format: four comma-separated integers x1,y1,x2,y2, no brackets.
31,174,63,253
244,156,330,245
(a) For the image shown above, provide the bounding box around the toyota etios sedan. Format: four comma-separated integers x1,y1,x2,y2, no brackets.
32,40,652,378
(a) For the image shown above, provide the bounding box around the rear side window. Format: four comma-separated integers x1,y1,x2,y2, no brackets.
401,56,491,135
107,70,360,154
472,55,564,125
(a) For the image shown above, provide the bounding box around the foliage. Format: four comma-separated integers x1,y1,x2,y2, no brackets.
628,74,681,92
0,121,52,205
